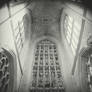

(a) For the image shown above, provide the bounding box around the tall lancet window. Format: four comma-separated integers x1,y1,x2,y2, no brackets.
64,15,82,55
30,39,65,92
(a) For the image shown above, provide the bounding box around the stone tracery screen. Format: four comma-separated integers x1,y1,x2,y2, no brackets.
30,39,65,92
0,48,15,92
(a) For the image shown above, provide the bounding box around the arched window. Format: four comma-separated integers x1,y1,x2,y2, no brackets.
64,15,82,55
30,39,65,92
13,16,25,54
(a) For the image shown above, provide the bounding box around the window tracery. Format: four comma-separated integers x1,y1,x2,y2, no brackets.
30,39,65,92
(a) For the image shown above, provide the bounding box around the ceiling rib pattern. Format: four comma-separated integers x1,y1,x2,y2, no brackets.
30,1,63,39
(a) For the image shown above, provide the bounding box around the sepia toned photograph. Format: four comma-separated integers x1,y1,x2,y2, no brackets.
0,0,92,92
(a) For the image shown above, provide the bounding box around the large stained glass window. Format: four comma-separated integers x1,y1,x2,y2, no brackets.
30,39,65,92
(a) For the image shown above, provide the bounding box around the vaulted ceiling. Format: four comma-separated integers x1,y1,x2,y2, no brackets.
28,0,64,40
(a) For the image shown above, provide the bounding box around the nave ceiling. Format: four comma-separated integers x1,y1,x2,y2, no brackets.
27,0,64,40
